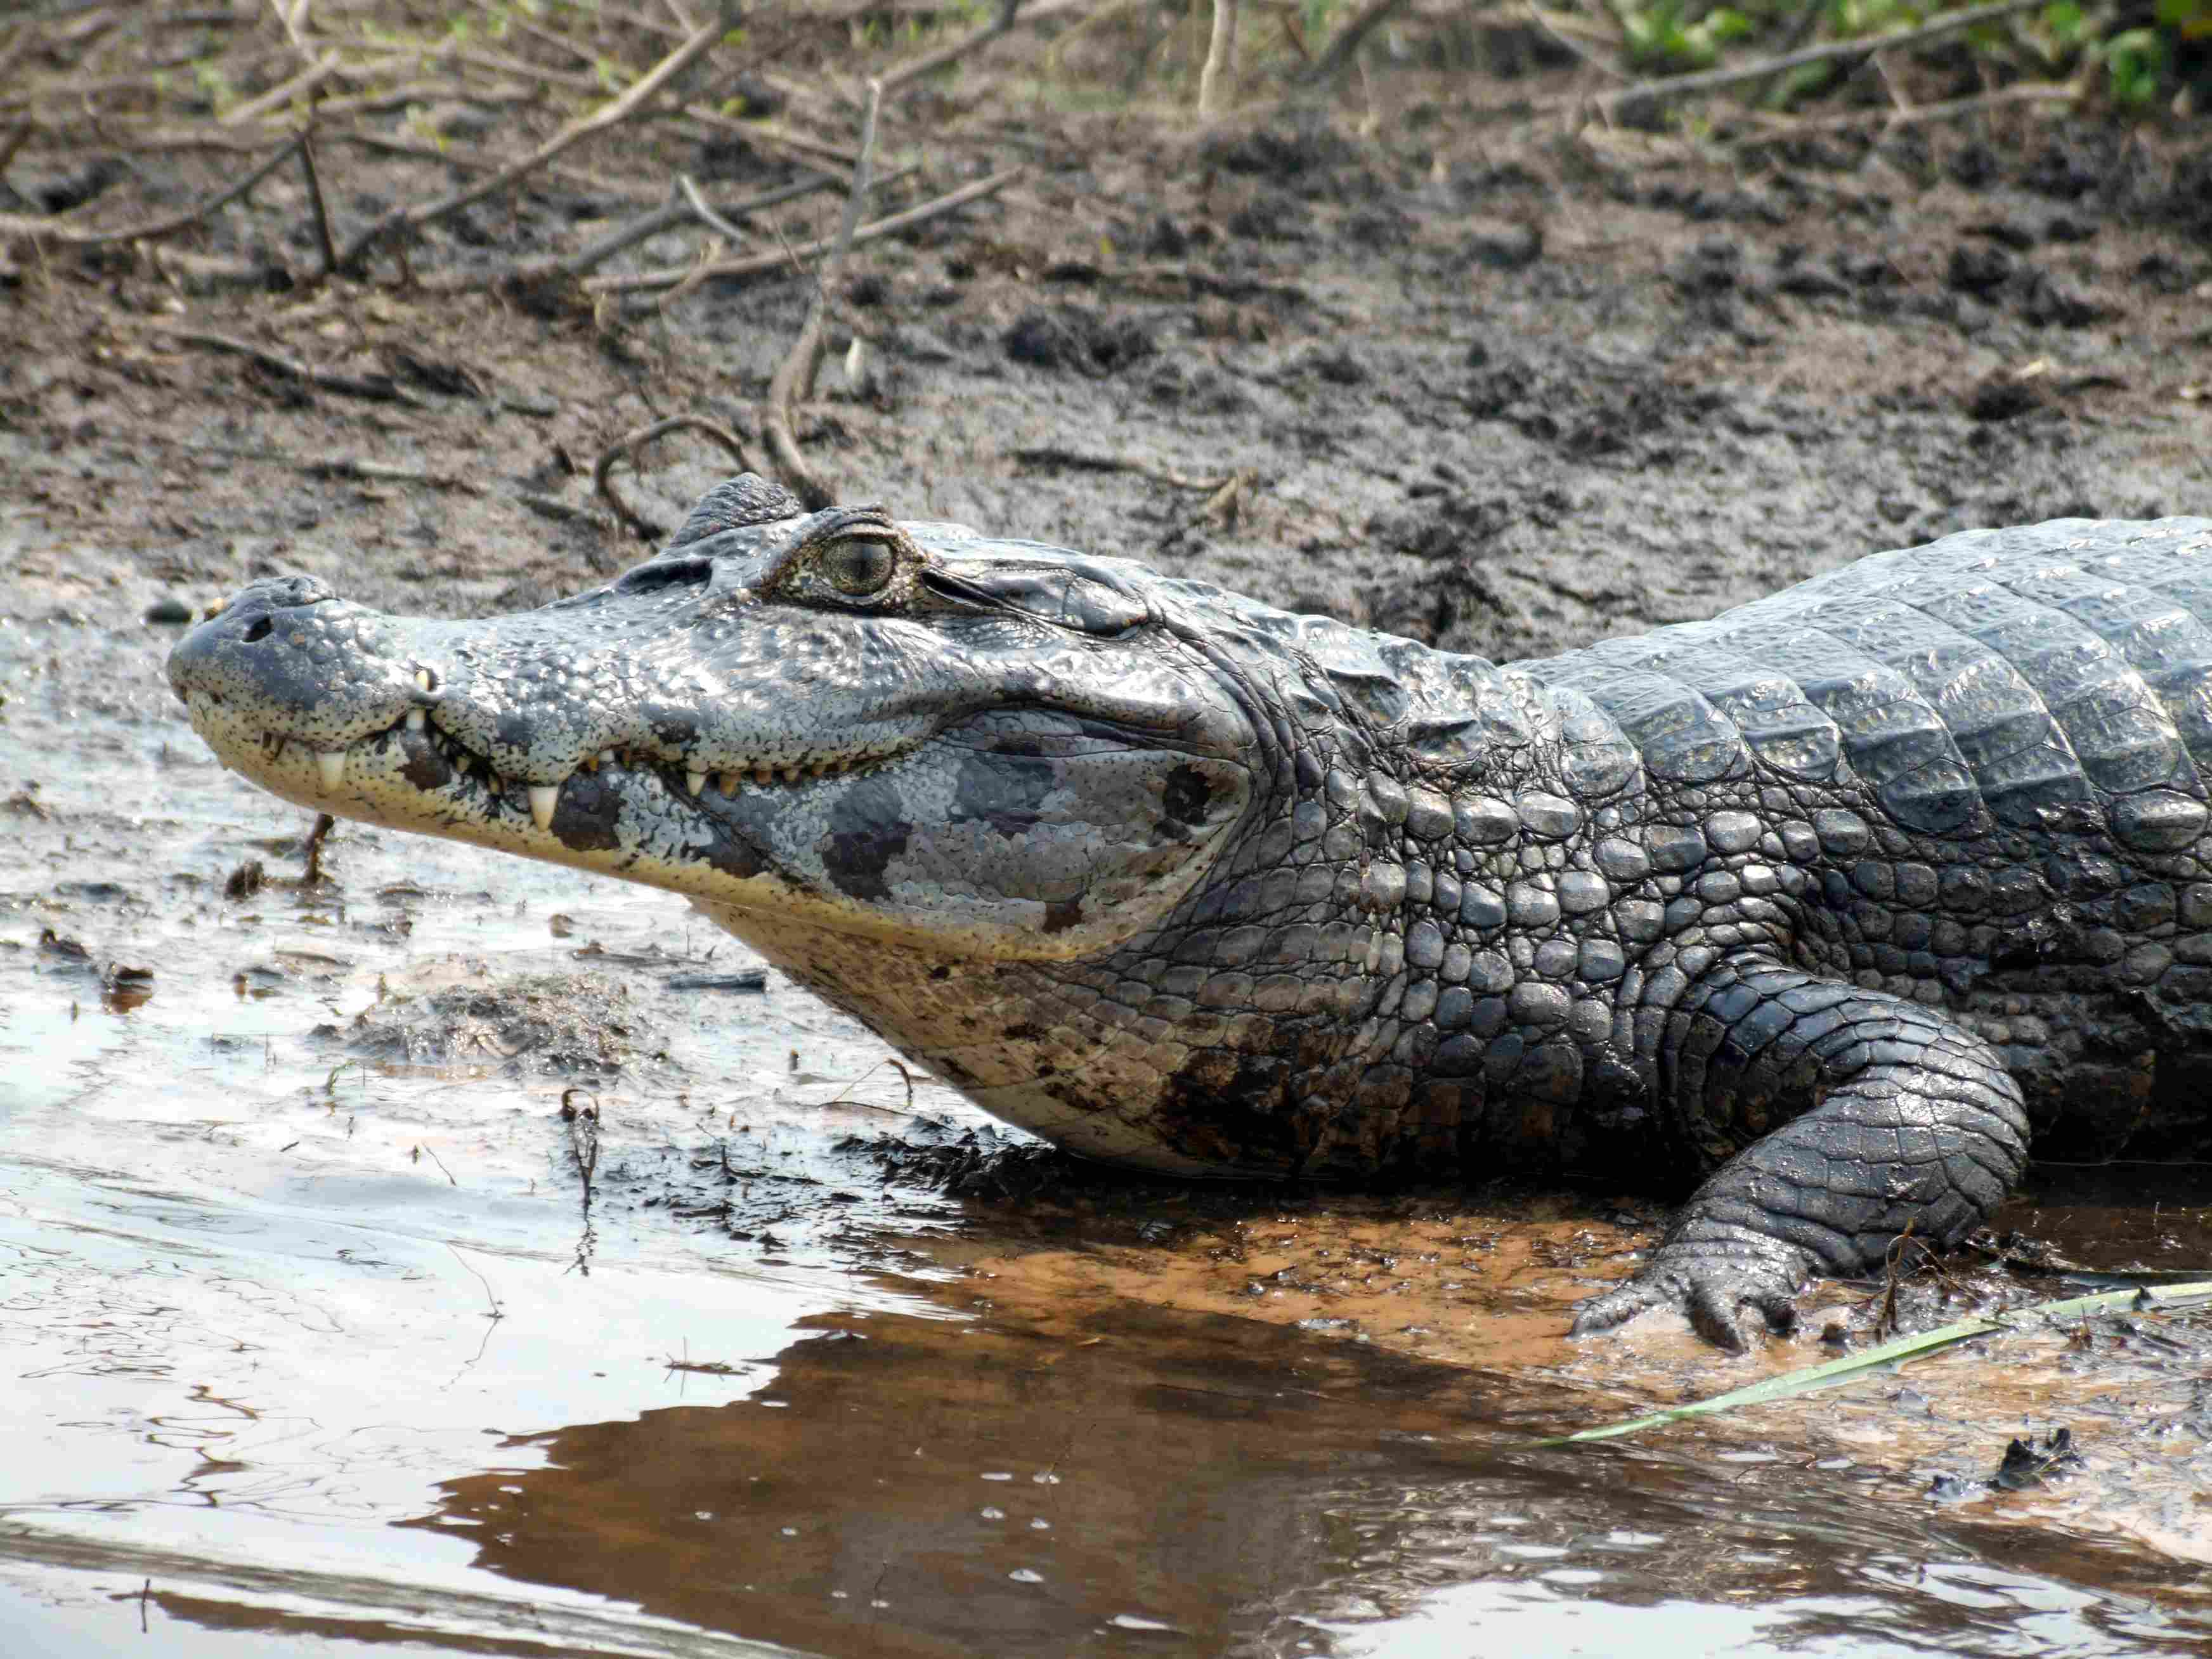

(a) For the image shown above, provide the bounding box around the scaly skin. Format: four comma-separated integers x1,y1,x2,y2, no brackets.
167,478,2212,1346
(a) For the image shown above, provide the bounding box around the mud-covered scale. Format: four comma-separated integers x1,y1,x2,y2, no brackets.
168,475,2212,1346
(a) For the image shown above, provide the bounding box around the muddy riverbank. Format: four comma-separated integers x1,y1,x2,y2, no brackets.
5,25,2212,1656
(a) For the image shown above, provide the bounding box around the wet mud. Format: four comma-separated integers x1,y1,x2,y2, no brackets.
6,34,2212,1659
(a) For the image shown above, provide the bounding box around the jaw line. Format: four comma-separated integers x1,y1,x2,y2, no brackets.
185,703,1110,956
182,680,1248,961
181,693,848,907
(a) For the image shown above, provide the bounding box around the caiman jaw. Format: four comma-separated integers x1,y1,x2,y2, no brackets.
178,673,895,836
162,569,934,912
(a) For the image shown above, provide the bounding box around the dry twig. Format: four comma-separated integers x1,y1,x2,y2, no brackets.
594,415,761,538
1519,3,1632,81
331,15,726,276
1199,0,1239,116
1011,446,1233,491
1720,79,2078,146
583,167,1021,295
219,51,343,126
156,328,411,403
761,79,883,510
296,128,336,279
875,0,1024,94
335,129,667,202
420,171,845,294
304,456,482,492
1299,0,1411,85
0,138,296,247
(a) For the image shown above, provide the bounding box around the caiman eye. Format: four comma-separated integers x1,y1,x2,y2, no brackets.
824,535,897,597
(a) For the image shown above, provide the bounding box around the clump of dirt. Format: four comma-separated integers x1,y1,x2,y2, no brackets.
336,973,664,1077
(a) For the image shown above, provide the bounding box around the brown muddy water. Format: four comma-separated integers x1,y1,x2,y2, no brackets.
6,549,2212,1657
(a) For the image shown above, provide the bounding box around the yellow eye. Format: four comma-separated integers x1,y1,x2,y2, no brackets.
825,536,897,597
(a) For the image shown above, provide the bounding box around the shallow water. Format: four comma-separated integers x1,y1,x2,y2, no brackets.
3,602,2209,1656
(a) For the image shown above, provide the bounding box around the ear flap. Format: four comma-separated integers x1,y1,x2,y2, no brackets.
669,474,806,548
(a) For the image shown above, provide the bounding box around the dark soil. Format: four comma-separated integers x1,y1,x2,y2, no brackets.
5,55,2207,657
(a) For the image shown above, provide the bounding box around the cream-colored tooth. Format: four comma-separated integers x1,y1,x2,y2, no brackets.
718,772,738,795
415,668,433,693
315,749,345,791
528,783,558,831
753,766,772,786
599,750,617,769
405,708,426,732
489,772,505,796
686,769,705,797
581,753,598,774
781,765,800,783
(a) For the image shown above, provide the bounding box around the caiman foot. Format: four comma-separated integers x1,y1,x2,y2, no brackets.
1574,954,2032,1351
1569,1230,1808,1353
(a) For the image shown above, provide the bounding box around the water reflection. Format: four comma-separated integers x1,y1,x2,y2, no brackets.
409,1302,2211,1659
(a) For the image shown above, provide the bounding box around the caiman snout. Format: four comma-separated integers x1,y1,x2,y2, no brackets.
168,575,441,792
167,573,342,700
169,573,355,699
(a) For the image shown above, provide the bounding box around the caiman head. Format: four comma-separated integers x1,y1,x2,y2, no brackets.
169,476,1324,1165
169,474,1259,953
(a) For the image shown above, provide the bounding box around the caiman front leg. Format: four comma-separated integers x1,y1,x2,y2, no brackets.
1573,956,2032,1350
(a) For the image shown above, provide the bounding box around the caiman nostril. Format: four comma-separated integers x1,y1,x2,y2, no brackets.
242,616,274,643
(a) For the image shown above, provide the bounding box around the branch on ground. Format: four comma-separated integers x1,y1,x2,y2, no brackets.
330,15,727,276
582,169,1021,296
594,416,762,541
760,78,884,511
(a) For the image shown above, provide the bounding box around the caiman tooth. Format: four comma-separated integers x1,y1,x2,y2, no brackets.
752,765,772,786
686,769,706,797
315,749,346,792
405,708,426,732
414,668,434,693
528,783,558,831
717,772,738,795
780,765,800,784
489,771,505,796
580,753,598,774
600,750,618,770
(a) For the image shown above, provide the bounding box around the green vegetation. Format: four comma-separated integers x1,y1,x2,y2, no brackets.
1083,0,2210,118
1535,0,2209,113
1540,1280,2212,1447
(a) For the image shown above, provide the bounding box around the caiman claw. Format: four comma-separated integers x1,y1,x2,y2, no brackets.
1570,1238,1808,1353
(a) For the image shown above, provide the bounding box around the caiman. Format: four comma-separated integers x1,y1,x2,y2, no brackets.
167,475,2212,1346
